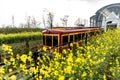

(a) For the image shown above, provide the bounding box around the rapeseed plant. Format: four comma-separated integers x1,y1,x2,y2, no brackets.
9,75,16,80
20,54,27,63
1,29,120,79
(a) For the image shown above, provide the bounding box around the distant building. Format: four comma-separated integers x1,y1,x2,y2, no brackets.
90,3,120,31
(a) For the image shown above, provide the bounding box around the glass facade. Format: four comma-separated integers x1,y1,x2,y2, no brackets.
90,3,120,27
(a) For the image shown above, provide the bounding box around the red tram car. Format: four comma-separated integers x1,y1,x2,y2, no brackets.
42,27,104,53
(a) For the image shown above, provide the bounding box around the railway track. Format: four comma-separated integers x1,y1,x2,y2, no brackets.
0,60,35,80
0,53,30,79
0,62,5,66
0,51,45,80
0,53,11,66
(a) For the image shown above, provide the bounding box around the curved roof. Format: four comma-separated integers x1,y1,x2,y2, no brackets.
96,3,120,13
90,3,120,27
96,3,120,16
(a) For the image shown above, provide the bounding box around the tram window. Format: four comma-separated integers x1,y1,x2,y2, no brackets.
89,32,92,36
82,33,85,39
94,31,96,35
53,36,58,47
78,34,81,40
90,32,94,36
96,31,99,34
91,32,94,35
43,35,45,45
46,36,52,46
62,36,68,45
70,35,73,42
88,32,90,37
75,34,78,42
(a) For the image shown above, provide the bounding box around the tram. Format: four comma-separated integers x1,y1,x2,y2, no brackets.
42,27,104,53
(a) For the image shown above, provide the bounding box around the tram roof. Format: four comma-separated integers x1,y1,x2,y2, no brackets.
42,27,102,34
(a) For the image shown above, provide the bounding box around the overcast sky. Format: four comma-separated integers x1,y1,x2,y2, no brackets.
0,0,120,27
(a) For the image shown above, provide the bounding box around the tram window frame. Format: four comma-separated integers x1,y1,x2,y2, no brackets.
81,33,85,39
75,34,78,42
53,36,58,47
78,34,81,41
46,36,52,46
94,31,96,36
70,35,73,42
62,35,68,45
43,35,45,45
93,32,94,35
96,31,100,34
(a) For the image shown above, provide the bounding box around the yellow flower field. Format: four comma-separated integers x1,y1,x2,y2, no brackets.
0,29,120,80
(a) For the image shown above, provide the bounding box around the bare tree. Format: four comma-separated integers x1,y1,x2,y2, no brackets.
2,24,5,28
83,19,88,26
43,9,54,29
47,12,54,29
24,16,41,28
25,16,31,28
31,16,41,28
12,15,15,27
31,17,36,28
74,18,81,26
74,18,84,27
42,15,46,28
42,8,47,28
6,25,12,28
60,15,69,27
55,23,59,27
19,23,25,28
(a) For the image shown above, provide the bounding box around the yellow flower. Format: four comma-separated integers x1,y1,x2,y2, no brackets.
3,59,7,64
10,57,15,62
67,54,73,62
89,71,94,77
30,67,35,72
81,58,85,63
76,42,79,47
16,54,20,60
62,49,67,54
20,54,27,63
28,51,32,56
81,72,87,77
10,75,16,80
0,77,2,80
103,74,107,80
75,58,81,63
70,43,73,47
20,64,26,70
58,75,65,80
64,66,72,74
27,56,33,62
49,47,51,49
39,76,42,80
0,67,5,74
54,71,58,76
9,68,13,72
43,46,47,52
53,50,58,54
87,46,91,50
34,68,38,74
2,44,13,55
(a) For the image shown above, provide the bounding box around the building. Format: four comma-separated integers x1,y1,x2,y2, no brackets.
90,3,120,31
